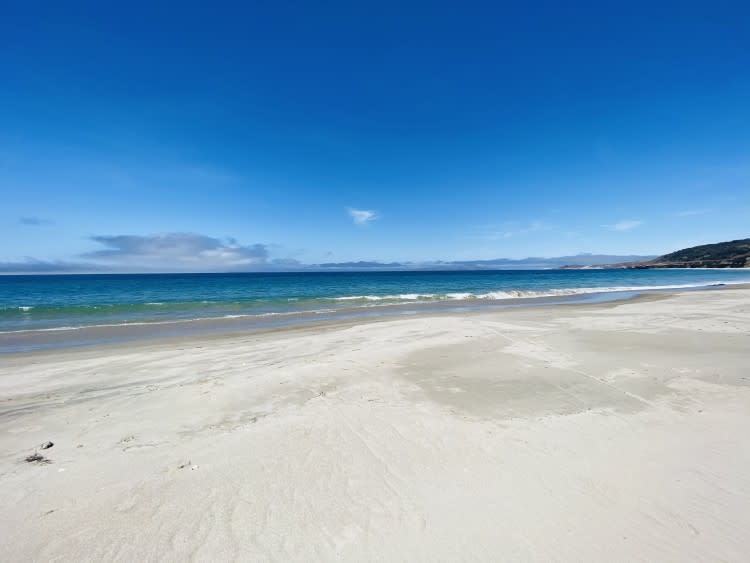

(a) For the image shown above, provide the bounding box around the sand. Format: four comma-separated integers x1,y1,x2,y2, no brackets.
1,288,750,561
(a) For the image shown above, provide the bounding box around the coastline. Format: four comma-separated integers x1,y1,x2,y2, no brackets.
2,287,750,559
3,281,750,354
0,289,672,362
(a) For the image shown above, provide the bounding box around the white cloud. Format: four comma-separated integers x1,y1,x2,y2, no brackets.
604,220,643,232
82,233,273,270
347,208,378,225
0,233,296,273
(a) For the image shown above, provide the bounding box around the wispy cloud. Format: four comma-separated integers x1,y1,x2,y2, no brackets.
347,208,378,225
19,216,52,226
474,220,551,240
604,219,643,232
524,220,549,233
674,209,711,217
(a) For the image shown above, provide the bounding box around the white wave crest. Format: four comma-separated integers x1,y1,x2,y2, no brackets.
332,294,429,301
328,281,744,303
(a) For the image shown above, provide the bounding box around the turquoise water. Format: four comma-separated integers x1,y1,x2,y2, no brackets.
2,270,750,338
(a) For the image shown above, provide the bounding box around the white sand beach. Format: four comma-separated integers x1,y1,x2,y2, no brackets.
1,288,750,561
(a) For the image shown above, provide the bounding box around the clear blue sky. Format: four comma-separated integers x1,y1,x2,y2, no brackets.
2,1,749,271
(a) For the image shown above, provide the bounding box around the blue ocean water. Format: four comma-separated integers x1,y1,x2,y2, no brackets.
2,270,750,337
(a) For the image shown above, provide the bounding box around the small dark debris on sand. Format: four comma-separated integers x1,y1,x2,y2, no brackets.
25,453,51,464
41,441,54,450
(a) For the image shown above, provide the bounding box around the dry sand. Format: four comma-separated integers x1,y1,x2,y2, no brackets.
1,288,749,561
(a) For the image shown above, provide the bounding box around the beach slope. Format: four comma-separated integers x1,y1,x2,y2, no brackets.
1,288,749,560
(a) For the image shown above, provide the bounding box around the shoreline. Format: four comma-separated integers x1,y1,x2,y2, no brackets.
4,282,749,355
1,290,674,364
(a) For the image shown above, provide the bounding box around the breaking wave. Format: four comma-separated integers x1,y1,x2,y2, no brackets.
327,281,738,303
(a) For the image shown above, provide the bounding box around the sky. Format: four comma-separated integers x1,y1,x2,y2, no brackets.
1,1,749,272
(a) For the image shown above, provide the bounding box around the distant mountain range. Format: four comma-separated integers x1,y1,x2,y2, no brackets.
315,254,656,271
328,239,750,272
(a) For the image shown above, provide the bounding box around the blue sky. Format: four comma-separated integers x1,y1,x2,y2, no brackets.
1,1,749,272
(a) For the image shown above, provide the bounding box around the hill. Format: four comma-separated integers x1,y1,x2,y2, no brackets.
561,239,750,269
646,238,750,268
590,239,750,269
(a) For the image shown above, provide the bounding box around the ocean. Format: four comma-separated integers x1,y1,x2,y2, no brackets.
2,269,750,352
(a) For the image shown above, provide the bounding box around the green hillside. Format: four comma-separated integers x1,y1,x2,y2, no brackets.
650,238,750,268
